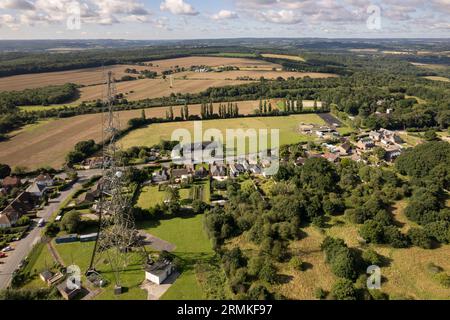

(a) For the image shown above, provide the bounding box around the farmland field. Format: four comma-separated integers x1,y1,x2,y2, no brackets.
261,53,306,62
120,114,330,150
423,76,450,82
182,70,336,81
1,100,321,169
0,64,150,91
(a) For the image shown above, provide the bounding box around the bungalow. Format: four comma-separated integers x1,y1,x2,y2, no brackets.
1,176,21,191
35,173,54,187
26,182,48,198
152,169,169,183
211,165,227,180
337,142,352,155
171,168,190,179
145,260,174,285
0,192,35,228
229,163,245,177
194,166,209,179
356,138,375,151
249,164,262,175
385,147,402,162
323,153,340,163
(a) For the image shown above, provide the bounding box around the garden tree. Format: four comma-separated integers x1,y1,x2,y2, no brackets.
184,103,189,120
60,210,81,233
259,99,263,114
192,200,208,214
268,102,272,113
165,186,180,203
403,188,443,225
263,100,267,114
0,163,11,179
373,147,387,161
74,139,97,155
313,99,318,111
44,222,60,237
180,107,184,120
331,279,357,300
169,106,174,120
407,228,433,249
66,150,85,166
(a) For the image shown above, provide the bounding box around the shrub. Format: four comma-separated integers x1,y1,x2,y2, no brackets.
315,287,327,300
331,279,357,300
362,249,382,266
407,228,433,249
424,221,450,244
289,256,304,271
434,273,450,288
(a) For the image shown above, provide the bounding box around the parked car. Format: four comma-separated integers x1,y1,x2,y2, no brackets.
38,218,46,227
0,252,7,258
1,246,13,252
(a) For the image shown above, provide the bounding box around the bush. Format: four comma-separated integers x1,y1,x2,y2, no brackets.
362,249,382,266
247,284,271,300
315,287,327,300
424,221,450,244
60,211,81,233
259,262,277,284
331,279,357,300
44,222,60,237
289,256,304,271
407,228,433,249
434,273,450,288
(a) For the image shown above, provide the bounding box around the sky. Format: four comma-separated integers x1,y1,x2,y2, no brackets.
0,0,449,40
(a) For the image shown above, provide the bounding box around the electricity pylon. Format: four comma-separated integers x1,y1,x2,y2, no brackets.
86,71,142,294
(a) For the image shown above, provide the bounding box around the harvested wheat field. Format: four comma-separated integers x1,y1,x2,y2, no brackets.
144,56,281,71
77,78,251,103
0,64,150,91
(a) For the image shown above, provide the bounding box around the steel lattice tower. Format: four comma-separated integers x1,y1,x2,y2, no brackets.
86,71,141,294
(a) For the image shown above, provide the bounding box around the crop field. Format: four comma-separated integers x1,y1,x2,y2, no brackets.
261,53,306,62
423,76,450,82
120,114,329,150
143,56,281,72
1,100,322,169
0,64,150,91
76,78,250,103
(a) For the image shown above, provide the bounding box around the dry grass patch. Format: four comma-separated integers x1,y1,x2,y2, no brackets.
423,76,450,82
274,226,335,300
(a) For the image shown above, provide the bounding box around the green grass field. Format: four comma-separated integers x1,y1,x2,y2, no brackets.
54,241,147,300
21,243,57,290
121,114,329,151
140,213,214,300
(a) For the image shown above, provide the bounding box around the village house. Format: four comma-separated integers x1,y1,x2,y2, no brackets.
0,192,35,228
1,176,21,191
26,181,49,198
145,260,175,285
229,163,246,177
211,164,227,180
385,147,402,162
337,142,352,156
83,157,103,170
194,166,209,179
35,173,54,187
323,153,341,163
152,169,169,183
356,138,375,151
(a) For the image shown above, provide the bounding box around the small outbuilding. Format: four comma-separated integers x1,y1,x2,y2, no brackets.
145,260,174,285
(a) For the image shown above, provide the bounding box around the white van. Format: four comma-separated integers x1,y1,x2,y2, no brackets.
38,219,45,227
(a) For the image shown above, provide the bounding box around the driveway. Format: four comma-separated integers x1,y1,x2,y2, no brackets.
140,272,180,300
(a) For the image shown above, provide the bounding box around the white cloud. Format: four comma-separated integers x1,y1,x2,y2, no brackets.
0,14,20,29
160,0,198,16
0,0,35,10
212,10,238,20
257,10,302,24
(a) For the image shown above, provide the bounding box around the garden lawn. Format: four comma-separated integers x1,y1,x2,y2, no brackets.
54,241,147,300
140,213,214,300
21,243,57,289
